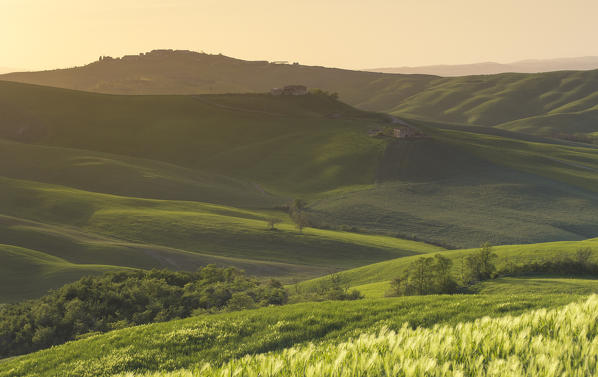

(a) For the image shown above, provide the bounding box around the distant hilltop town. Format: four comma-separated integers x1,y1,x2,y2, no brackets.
270,85,308,96
96,49,300,66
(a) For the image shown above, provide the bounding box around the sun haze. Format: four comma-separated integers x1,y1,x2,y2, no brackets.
1,0,598,70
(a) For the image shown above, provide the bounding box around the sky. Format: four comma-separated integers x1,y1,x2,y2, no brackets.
1,0,597,71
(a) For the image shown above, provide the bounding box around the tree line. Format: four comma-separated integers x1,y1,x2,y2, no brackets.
387,244,596,297
0,266,288,358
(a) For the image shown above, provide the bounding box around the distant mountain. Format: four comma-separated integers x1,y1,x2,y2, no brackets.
367,56,598,76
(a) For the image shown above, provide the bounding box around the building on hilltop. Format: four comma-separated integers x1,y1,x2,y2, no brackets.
270,85,308,96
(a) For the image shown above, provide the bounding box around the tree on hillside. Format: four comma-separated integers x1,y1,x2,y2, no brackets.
291,211,309,233
464,242,497,283
388,254,458,297
432,254,457,293
267,218,282,231
289,198,309,233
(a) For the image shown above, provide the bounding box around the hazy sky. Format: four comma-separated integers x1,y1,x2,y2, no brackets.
1,0,597,71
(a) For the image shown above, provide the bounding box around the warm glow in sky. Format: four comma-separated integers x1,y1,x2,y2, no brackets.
1,0,597,71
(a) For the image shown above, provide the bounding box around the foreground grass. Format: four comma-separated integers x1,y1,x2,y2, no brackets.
121,295,598,377
0,294,582,377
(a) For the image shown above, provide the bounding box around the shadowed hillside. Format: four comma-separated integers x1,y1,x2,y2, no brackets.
2,50,598,139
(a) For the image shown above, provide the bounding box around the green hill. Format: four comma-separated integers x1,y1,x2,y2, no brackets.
298,237,598,296
0,244,127,303
3,50,598,138
0,174,443,302
0,293,584,377
0,81,388,194
2,81,598,301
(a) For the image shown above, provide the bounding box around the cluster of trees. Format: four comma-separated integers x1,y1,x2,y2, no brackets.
0,266,288,357
309,88,339,100
499,248,598,276
266,199,310,233
389,244,597,297
388,254,459,296
296,273,363,302
388,243,497,296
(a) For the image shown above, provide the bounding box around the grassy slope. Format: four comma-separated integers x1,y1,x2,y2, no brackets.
310,122,598,248
0,81,388,195
0,293,584,377
116,296,598,377
0,174,442,302
0,244,128,303
0,138,279,207
2,82,598,299
3,52,598,137
298,237,598,295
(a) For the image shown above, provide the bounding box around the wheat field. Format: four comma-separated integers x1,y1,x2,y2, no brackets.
119,295,598,377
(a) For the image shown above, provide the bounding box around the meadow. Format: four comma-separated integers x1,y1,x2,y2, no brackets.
297,237,598,295
0,293,585,377
2,81,598,301
113,295,598,377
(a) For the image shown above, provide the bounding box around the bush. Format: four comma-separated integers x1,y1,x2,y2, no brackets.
0,266,288,358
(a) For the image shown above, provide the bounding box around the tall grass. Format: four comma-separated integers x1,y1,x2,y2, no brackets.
120,295,598,377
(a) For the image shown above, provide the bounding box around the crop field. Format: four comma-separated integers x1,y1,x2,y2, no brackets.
115,295,598,377
0,293,585,377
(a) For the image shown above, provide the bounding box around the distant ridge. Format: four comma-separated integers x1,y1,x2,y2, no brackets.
0,67,20,74
2,49,598,141
366,56,598,76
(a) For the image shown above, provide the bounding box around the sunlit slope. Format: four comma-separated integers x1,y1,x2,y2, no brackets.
391,70,598,129
0,293,581,377
3,51,598,137
0,174,443,302
298,237,598,292
117,297,598,377
308,123,598,248
0,81,388,194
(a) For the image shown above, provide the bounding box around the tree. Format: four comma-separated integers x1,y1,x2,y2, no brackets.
576,248,593,266
291,211,309,233
478,242,497,279
464,242,497,283
290,198,307,212
267,218,282,230
432,254,457,293
411,257,434,295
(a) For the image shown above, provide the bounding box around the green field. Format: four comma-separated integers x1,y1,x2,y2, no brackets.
112,296,598,377
0,293,585,377
2,80,598,301
0,174,444,302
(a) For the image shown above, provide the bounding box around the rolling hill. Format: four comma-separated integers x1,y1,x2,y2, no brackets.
0,82,443,302
0,293,585,377
2,50,598,139
298,236,598,296
2,80,598,301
